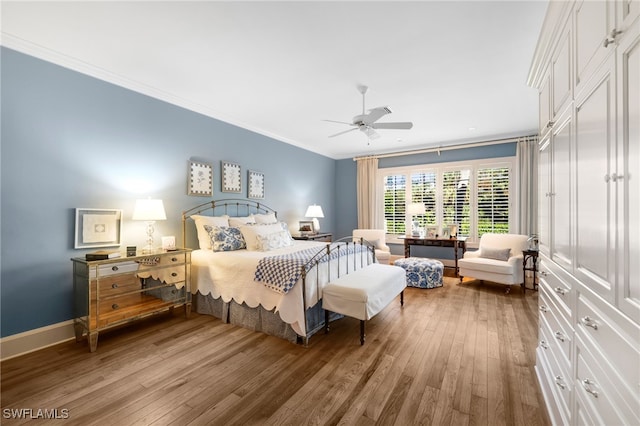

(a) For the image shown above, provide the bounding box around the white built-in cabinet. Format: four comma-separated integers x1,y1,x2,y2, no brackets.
529,1,640,425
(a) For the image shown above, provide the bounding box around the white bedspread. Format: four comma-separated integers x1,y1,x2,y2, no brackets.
191,240,373,336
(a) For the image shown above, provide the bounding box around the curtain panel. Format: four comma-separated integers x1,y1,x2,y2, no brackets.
516,135,539,236
356,157,379,229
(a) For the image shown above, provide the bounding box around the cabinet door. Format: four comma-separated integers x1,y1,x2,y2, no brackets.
617,0,640,36
553,21,573,118
574,0,616,96
617,19,640,322
538,134,551,257
551,110,573,271
574,56,616,304
540,68,552,135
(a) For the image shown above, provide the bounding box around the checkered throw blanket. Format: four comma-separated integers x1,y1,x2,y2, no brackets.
254,243,368,294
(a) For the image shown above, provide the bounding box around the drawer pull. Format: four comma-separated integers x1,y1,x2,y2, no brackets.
554,375,566,389
112,303,119,310
581,378,599,398
539,305,549,313
171,257,178,262
554,331,565,342
540,271,548,277
581,316,599,330
171,272,178,277
540,340,549,350
554,287,566,295
111,283,119,289
112,266,119,272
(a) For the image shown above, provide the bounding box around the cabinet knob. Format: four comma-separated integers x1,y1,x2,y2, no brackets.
554,375,566,389
540,271,549,277
171,257,178,262
580,316,599,330
171,272,178,277
604,174,611,183
539,305,549,313
112,303,119,310
546,121,555,129
112,266,119,271
554,331,565,342
581,378,599,398
540,340,549,350
611,173,625,182
603,29,623,47
112,283,119,289
554,287,566,295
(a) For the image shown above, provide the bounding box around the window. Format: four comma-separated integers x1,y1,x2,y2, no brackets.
380,158,514,243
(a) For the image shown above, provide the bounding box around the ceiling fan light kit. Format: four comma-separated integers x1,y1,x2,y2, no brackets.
325,85,413,142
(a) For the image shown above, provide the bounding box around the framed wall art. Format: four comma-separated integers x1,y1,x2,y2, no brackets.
221,161,242,193
75,208,123,249
188,160,213,196
247,170,265,199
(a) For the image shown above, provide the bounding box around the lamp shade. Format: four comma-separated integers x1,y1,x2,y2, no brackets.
305,204,324,218
132,199,167,221
407,202,426,215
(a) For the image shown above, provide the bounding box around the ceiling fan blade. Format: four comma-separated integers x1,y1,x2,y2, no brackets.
363,106,392,124
370,122,414,130
328,127,358,138
323,119,355,126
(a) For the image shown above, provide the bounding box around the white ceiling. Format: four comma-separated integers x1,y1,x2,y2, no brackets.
1,1,548,159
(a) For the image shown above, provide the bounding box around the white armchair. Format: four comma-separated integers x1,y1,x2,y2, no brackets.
352,229,391,265
458,233,529,292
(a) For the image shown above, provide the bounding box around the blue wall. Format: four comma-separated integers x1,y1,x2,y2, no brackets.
0,48,336,337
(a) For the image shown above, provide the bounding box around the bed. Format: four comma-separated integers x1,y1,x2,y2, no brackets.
182,199,377,344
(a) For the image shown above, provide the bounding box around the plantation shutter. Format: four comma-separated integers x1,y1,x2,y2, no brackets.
477,166,510,236
410,171,437,227
383,174,406,234
442,169,471,236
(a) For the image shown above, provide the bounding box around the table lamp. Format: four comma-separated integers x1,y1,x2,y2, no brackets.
132,198,167,253
305,204,324,233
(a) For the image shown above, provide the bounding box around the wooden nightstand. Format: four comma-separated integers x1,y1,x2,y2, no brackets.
71,249,191,352
291,232,332,242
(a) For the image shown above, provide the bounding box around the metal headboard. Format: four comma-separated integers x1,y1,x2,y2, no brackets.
181,198,277,249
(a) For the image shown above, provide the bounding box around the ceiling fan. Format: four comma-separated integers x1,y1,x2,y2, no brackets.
325,85,413,140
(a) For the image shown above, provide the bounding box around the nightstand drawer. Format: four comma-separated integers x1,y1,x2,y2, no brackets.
90,261,139,278
97,275,140,297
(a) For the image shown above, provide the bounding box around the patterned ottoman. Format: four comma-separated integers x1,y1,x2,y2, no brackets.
394,257,444,289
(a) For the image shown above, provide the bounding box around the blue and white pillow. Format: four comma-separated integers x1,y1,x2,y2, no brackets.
204,224,246,252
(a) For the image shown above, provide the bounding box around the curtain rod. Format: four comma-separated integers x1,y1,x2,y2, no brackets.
352,134,537,161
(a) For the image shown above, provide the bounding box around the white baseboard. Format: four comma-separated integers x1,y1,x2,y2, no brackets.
0,320,76,361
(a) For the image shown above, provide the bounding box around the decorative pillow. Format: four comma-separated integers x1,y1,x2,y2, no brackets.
256,230,294,251
192,215,230,249
239,222,291,251
253,213,278,224
229,216,256,227
480,247,511,261
204,224,246,252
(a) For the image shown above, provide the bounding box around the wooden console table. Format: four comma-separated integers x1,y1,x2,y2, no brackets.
403,236,467,276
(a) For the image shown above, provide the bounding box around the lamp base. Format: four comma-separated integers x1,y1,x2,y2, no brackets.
312,218,320,233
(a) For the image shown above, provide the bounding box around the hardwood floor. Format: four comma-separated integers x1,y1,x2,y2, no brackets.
1,276,550,426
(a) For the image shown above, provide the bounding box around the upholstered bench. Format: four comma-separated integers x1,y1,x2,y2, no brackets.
394,257,444,289
322,263,406,345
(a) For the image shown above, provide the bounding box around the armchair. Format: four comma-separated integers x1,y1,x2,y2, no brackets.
352,229,391,265
458,233,528,293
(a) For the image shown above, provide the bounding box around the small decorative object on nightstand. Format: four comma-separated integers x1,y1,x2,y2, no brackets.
71,248,191,352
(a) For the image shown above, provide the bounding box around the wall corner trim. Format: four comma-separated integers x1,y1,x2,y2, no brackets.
1,320,76,361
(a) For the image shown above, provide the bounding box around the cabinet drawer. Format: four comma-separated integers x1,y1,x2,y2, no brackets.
538,258,574,317
137,266,186,285
539,284,573,366
539,315,570,378
576,288,640,401
97,274,140,297
90,261,139,278
536,344,572,424
575,333,640,426
158,253,186,266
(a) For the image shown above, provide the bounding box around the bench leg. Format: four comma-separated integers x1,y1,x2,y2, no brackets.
360,320,366,345
324,309,330,334
400,290,404,307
